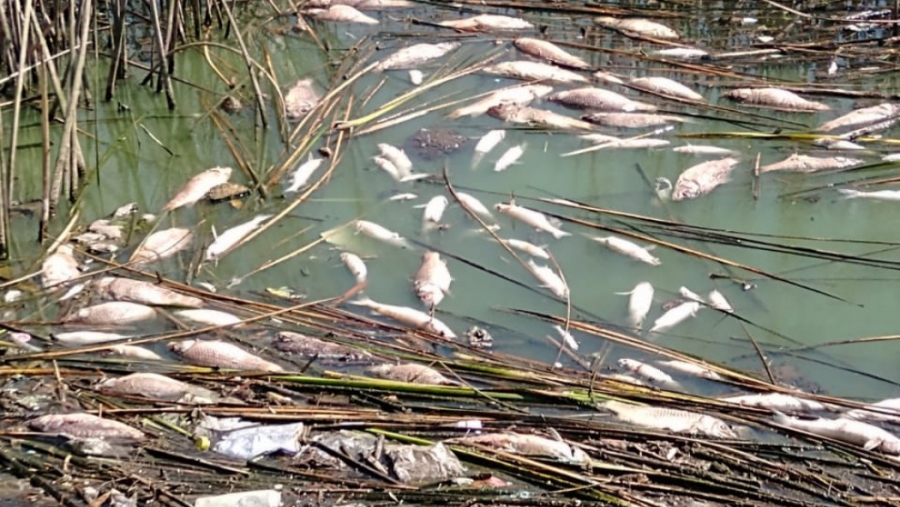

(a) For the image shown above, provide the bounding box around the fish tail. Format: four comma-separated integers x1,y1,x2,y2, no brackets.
349,296,374,307
837,188,862,199
552,230,572,239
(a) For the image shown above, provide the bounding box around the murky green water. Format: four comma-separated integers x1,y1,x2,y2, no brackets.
7,3,900,401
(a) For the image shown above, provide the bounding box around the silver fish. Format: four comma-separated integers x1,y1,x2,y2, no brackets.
846,398,900,422
304,0,414,9
818,103,900,132
501,238,549,259
306,5,378,24
29,413,145,441
439,14,533,32
617,358,681,389
132,227,193,264
547,87,656,112
388,192,418,201
354,220,411,249
340,252,367,283
600,400,736,438
284,78,321,120
481,61,588,84
582,112,686,128
525,259,569,299
616,281,654,330
366,363,454,384
420,196,449,232
588,138,670,150
494,143,526,172
812,139,866,150
285,157,324,193
54,331,130,345
447,84,553,119
513,38,590,70
663,157,740,201
106,344,163,360
413,251,452,309
169,339,283,372
97,372,216,403
629,76,705,102
552,325,579,350
88,219,123,241
163,166,232,212
409,70,424,85
65,302,157,325
350,296,456,338
206,214,271,261
655,360,723,380
374,42,459,71
650,301,701,334
451,432,588,463
473,130,506,167
760,154,863,173
723,393,828,411
93,277,204,308
594,17,679,39
377,143,413,179
654,47,708,59
455,192,495,222
673,145,736,156
174,308,243,327
593,236,660,266
723,88,830,112
488,103,595,131
495,200,570,239
374,156,402,181
773,412,900,454
41,244,80,289
274,331,372,361
707,289,734,313
838,188,900,201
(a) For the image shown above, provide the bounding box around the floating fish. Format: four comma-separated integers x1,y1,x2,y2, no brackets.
818,103,900,133
525,259,569,299
513,38,590,70
88,219,123,241
773,412,900,454
367,363,455,384
93,277,203,308
354,220,411,249
594,17,679,39
659,157,740,201
420,196,449,232
837,188,900,201
707,289,734,313
616,281,654,330
593,236,660,266
304,0,414,9
722,393,829,411
439,14,533,32
481,61,588,84
97,372,217,403
552,325,578,350
678,286,705,303
673,145,736,156
377,143,413,179
388,192,418,201
655,360,723,380
495,200,570,239
163,166,232,212
206,214,271,261
374,156,402,181
472,130,506,167
29,413,145,441
65,302,157,325
846,398,900,422
654,47,708,59
548,87,656,112
617,358,681,389
650,301,701,334
600,400,736,438
54,331,131,345
374,42,459,71
306,5,378,24
501,238,549,259
284,78,321,120
722,88,830,112
451,432,588,463
350,296,456,338
169,340,283,371
41,244,80,289
760,154,864,173
106,344,163,360
582,112,686,128
274,331,372,361
494,143,526,172
447,84,553,119
584,137,671,150
489,103,595,130
413,251,452,309
812,139,866,150
628,76,705,102
132,227,193,264
174,308,243,327
455,192,495,222
285,158,324,193
340,252,367,283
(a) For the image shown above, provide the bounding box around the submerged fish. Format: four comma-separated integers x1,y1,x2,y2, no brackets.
760,154,864,173
582,112,686,128
304,0,414,9
440,14,533,32
650,301,701,334
93,277,203,308
661,157,740,201
525,259,569,299
617,358,681,389
306,5,378,24
707,289,734,313
678,286,705,303
655,359,723,380
29,413,145,441
451,432,588,463
481,61,588,84
501,238,549,259
41,244,80,289
818,103,900,133
350,296,456,338
206,214,271,261
723,88,830,112
594,17,679,39
513,38,590,70
448,84,553,119
628,76,705,102
169,340,283,371
54,331,130,345
600,400,736,438
374,42,459,71
673,145,736,156
838,188,900,201
773,412,900,454
285,158,324,193
366,363,455,384
340,252,367,283
413,251,452,309
552,325,579,350
494,144,526,172
174,308,242,327
65,302,157,325
163,166,232,212
284,78,321,120
377,143,413,179
488,104,595,131
616,281,654,330
455,192,495,222
592,236,660,266
131,227,193,264
106,344,162,360
354,220,411,249
547,87,656,112
495,200,570,239
420,196,449,232
654,47,708,59
722,393,829,411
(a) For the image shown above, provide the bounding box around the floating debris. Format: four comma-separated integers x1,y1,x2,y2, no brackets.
284,78,321,120
366,362,455,384
374,42,459,71
722,88,830,112
513,38,590,70
451,432,588,464
169,340,284,372
163,166,232,212
592,236,660,266
206,182,250,203
93,277,204,308
547,87,656,112
97,372,218,403
760,154,864,173
594,17,679,39
439,14,533,32
212,421,305,460
481,61,588,84
406,127,468,159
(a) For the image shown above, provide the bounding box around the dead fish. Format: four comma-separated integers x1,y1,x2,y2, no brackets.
723,393,828,411
93,277,203,308
594,17,679,39
654,47,708,59
812,139,866,150
447,84,553,119
773,412,900,454
615,281,654,330
106,345,163,360
501,238,549,259
837,188,900,201
206,214,271,261
846,398,900,422
548,87,656,112
54,331,131,345
472,130,506,167
304,0,414,9
722,88,830,112
678,286,705,303
374,42,459,71
88,219,123,241
494,143,526,172
513,38,590,70
420,196,449,232
29,413,145,441
413,251,452,309
65,302,157,325
650,301,701,334
592,236,660,266
451,432,588,463
174,308,243,327
97,372,215,402
340,252,367,283
41,244,80,289
495,200,570,239
580,133,619,144
589,138,671,150
274,331,372,361
132,227,193,264
618,358,681,389
629,76,705,102
818,103,900,132
600,400,736,438
378,143,413,179
163,166,232,212
481,61,588,84
552,325,578,350
306,5,378,24
673,145,736,156
285,157,324,193
366,363,454,384
354,220,411,249
408,70,424,85
169,340,283,371
655,360,723,380
350,296,456,338
658,157,740,201
388,192,418,201
525,259,569,299
455,192,495,222
374,156,402,181
284,78,321,120
760,154,864,173
707,289,733,313
439,14,533,32
582,112,686,128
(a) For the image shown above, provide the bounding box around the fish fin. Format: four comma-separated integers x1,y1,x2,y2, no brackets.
863,438,883,451
771,410,791,425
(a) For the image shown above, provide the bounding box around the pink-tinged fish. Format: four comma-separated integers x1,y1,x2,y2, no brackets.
306,5,378,24
513,38,590,70
628,76,705,102
169,339,283,372
582,112,686,128
284,78,321,120
131,227,193,264
723,88,830,112
93,277,203,308
350,296,456,338
655,360,723,380
54,331,131,345
501,238,548,259
773,412,900,454
29,413,145,441
481,61,588,84
488,104,595,131
548,87,656,112
162,166,232,212
64,302,157,325
600,400,736,438
106,344,163,360
495,200,570,239
760,154,863,173
374,42,459,71
41,244,80,289
594,17,679,39
818,103,900,133
413,251,452,309
660,157,740,201
440,14,533,32
366,362,455,384
592,236,660,266
447,84,553,119
174,308,242,327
